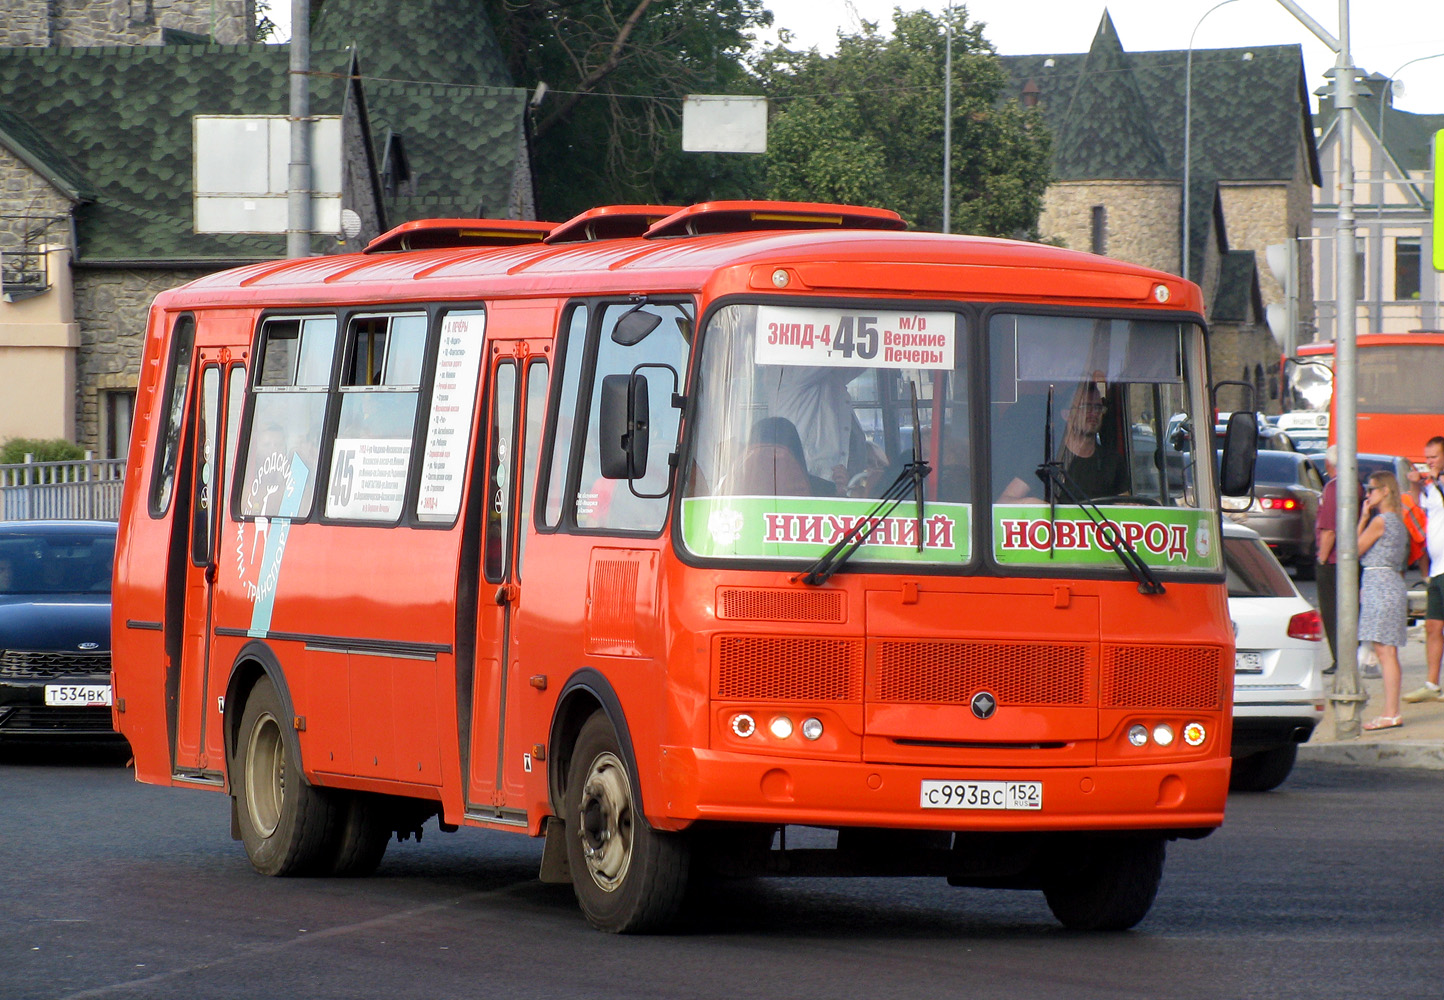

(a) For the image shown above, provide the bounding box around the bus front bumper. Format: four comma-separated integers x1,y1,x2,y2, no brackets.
654,747,1229,834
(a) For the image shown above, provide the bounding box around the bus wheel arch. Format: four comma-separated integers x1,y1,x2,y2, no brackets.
223,641,303,782
546,669,642,818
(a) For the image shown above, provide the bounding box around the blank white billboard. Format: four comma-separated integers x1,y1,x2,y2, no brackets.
682,96,767,154
193,115,342,234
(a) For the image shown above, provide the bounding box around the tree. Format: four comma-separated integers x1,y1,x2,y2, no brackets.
756,8,1051,238
482,0,773,219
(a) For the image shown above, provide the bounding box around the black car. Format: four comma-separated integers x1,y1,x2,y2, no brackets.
0,521,122,744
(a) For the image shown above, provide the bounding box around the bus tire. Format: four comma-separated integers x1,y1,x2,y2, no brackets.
564,712,689,933
233,676,341,877
1042,836,1165,931
325,792,392,876
1229,744,1297,793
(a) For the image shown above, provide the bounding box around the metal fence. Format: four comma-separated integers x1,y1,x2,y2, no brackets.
0,455,126,522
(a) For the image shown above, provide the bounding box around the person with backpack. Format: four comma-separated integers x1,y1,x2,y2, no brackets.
1404,436,1444,702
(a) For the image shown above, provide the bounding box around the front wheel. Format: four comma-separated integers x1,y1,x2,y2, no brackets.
232,676,341,876
1042,837,1165,931
564,712,690,933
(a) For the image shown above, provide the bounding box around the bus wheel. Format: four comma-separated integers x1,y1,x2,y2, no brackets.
233,676,338,877
1042,836,1165,931
326,792,392,876
564,712,689,933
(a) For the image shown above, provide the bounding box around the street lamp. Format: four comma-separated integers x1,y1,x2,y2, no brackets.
942,1,953,234
1182,0,1241,282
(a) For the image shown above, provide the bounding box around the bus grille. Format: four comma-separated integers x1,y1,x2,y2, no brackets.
716,587,846,623
716,636,863,701
872,641,1091,705
0,650,110,680
1101,644,1223,709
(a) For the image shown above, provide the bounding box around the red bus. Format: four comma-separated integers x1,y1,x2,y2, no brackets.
113,201,1249,933
1296,332,1444,464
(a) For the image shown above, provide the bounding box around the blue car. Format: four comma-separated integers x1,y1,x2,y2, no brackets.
0,521,122,745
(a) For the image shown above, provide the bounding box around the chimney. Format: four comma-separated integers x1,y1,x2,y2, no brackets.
1022,79,1040,109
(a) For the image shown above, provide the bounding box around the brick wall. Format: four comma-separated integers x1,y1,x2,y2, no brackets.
1039,180,1182,275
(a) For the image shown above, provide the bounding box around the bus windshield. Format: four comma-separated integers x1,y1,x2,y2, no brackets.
680,303,1219,574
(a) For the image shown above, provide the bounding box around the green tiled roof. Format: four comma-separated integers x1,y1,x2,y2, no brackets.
1049,14,1170,181
1211,250,1263,323
0,106,95,202
1000,12,1320,279
0,0,526,264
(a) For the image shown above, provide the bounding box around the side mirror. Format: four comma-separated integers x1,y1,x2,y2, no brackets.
1219,410,1258,497
599,373,650,479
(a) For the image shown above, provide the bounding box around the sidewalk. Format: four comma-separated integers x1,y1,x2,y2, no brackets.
1298,621,1444,770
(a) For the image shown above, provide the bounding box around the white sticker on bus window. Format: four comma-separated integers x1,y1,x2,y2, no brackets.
754,306,956,370
419,311,486,522
327,438,411,520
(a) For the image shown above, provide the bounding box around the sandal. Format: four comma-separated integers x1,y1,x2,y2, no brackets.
1363,715,1403,731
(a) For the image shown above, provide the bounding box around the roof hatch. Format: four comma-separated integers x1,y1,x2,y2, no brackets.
363,218,554,254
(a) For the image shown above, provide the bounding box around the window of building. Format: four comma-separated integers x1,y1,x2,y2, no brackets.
1090,206,1107,255
1396,238,1421,300
103,389,136,461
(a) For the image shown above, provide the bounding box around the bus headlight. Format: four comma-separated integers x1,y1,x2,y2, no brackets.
1128,724,1149,747
769,715,794,740
801,717,824,741
1152,723,1175,747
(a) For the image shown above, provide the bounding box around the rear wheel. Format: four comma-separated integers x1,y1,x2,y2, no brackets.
565,712,690,933
1042,837,1165,931
1229,744,1298,792
232,676,342,876
325,792,393,876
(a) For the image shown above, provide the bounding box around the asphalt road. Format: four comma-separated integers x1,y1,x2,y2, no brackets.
2,750,1441,1000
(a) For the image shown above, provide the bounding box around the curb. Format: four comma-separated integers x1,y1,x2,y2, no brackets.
1298,740,1444,770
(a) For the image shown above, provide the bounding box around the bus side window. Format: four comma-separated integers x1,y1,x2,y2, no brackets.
149,314,195,517
326,313,426,523
238,316,335,520
540,305,587,530
579,300,693,532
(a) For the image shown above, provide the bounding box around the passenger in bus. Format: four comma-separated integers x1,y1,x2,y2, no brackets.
733,417,836,497
997,381,1128,503
760,367,865,492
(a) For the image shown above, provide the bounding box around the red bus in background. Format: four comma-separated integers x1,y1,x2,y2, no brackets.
112,200,1252,934
1296,332,1444,464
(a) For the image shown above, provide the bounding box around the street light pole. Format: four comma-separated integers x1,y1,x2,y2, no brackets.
1182,0,1240,282
942,1,953,235
1277,0,1363,736
287,0,313,259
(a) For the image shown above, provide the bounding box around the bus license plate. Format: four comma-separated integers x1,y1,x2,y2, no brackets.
1234,651,1263,673
920,780,1042,810
44,684,112,707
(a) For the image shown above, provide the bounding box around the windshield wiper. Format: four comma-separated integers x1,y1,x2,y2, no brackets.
798,382,931,587
1034,459,1165,595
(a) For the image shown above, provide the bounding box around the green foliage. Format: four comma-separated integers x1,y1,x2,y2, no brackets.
482,0,773,220
1,438,86,464
756,7,1052,238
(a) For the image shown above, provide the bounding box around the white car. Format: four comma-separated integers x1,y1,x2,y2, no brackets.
1223,521,1327,791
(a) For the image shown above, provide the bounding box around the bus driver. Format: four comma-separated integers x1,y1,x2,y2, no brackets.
997,380,1129,503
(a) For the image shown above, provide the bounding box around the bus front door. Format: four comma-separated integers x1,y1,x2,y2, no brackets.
173,358,241,775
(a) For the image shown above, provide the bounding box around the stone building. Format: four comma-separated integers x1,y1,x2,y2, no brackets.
0,0,534,455
999,12,1321,412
